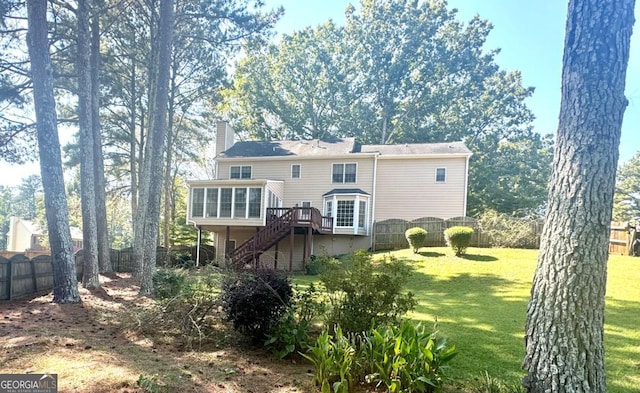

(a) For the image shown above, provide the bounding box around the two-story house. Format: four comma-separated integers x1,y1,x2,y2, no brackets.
186,122,472,270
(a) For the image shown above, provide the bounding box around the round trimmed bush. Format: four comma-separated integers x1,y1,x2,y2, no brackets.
405,227,428,253
444,226,474,256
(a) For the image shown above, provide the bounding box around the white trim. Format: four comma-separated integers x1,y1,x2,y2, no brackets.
229,165,253,179
331,162,358,184
291,163,301,179
463,155,470,217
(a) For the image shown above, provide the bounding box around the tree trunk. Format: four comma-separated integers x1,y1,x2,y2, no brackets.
136,0,174,295
91,10,112,273
77,0,100,289
26,0,81,303
163,59,177,252
523,1,634,392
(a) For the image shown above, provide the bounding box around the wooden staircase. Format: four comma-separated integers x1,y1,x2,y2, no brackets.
228,207,332,269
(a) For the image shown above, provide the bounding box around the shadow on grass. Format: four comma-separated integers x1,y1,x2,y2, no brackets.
418,250,446,258
460,253,499,262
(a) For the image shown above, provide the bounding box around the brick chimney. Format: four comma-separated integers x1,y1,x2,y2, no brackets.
215,121,235,157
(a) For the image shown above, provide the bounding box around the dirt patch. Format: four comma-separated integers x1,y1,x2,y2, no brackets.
0,273,314,393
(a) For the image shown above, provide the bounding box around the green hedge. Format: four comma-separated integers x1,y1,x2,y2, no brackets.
405,227,428,253
444,226,474,256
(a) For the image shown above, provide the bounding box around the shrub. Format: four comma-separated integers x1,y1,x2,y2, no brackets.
444,226,474,256
321,250,416,333
265,284,325,358
221,268,293,343
133,266,222,349
305,252,333,275
303,321,458,393
153,268,188,300
300,327,356,393
362,320,458,393
478,210,539,249
405,227,428,253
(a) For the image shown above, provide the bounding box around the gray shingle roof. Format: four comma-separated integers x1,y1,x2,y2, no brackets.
220,138,359,158
322,188,371,196
360,141,472,156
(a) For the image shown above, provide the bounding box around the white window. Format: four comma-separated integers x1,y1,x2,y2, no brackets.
219,188,233,217
358,201,366,229
205,188,218,217
332,163,357,184
291,164,301,179
191,188,204,217
325,200,332,217
230,165,252,179
436,167,446,183
336,200,355,227
248,188,262,218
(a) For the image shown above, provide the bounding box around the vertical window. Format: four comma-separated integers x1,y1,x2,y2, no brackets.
436,167,446,183
220,188,232,217
230,165,252,179
358,201,366,229
234,188,247,218
332,164,344,183
249,188,262,218
206,188,218,217
332,163,357,183
336,201,355,227
291,164,301,179
345,163,357,183
325,200,332,218
191,188,204,217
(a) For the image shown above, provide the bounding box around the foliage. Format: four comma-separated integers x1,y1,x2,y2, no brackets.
152,268,188,300
305,252,333,275
302,320,457,393
300,327,356,393
221,268,293,343
444,226,474,256
362,320,458,393
405,227,428,253
320,250,416,333
265,284,325,359
613,150,640,221
134,267,222,348
477,210,540,249
472,371,526,393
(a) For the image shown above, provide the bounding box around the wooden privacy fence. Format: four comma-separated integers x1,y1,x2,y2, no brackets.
0,245,217,301
609,222,638,256
373,216,498,251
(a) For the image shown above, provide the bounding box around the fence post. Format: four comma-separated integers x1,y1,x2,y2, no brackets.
30,258,38,292
7,259,12,300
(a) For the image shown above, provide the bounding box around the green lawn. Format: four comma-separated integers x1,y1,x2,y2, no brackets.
294,247,640,392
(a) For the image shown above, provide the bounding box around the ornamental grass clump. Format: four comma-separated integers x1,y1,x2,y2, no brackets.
444,226,474,256
405,227,428,253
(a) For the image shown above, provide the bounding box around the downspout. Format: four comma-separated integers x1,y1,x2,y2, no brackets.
463,154,471,217
370,153,379,250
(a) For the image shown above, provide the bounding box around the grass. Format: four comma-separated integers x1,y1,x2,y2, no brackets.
294,247,640,392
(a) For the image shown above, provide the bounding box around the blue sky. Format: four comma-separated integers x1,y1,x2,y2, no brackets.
263,0,640,164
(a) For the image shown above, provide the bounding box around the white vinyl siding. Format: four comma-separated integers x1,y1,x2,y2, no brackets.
374,157,467,220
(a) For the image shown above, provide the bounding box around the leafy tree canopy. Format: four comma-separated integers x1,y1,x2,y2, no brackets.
221,0,552,216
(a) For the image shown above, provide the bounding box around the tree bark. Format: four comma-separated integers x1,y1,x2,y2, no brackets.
26,0,81,303
135,0,174,295
523,1,634,392
91,9,112,273
77,0,100,289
